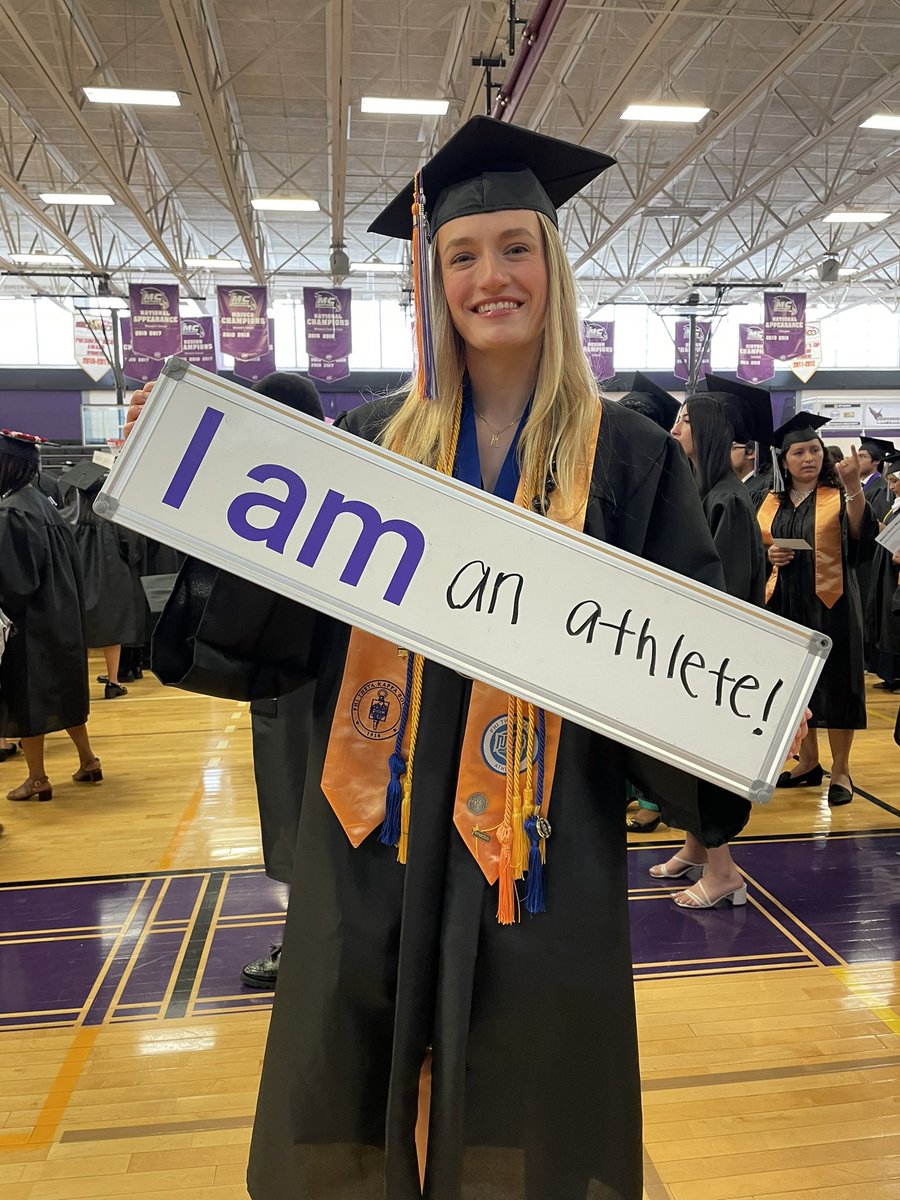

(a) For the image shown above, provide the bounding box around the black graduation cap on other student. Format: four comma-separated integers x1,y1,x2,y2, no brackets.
368,115,616,241
771,411,830,451
702,374,773,447
859,436,896,461
0,429,45,464
58,460,109,492
620,372,680,430
883,450,900,471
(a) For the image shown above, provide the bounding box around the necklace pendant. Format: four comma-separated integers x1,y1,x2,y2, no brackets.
490,433,500,447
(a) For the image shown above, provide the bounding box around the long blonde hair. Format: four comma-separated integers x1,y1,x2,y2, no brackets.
380,212,600,509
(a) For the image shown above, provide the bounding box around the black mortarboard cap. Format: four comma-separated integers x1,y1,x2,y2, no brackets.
368,116,616,240
58,460,109,492
0,429,45,463
859,436,896,459
771,411,830,450
883,450,900,469
702,374,773,446
620,372,680,430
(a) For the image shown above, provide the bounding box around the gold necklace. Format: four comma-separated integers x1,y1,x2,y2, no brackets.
790,486,816,502
474,408,524,448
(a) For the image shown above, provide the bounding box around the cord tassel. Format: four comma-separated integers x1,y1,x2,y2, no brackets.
523,811,546,915
379,652,415,849
398,771,413,865
496,822,516,925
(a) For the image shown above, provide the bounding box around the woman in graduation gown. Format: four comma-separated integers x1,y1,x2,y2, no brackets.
137,119,754,1200
0,433,101,801
866,458,900,690
650,379,768,906
760,414,876,806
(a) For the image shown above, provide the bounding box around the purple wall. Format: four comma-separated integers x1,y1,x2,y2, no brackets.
0,392,83,440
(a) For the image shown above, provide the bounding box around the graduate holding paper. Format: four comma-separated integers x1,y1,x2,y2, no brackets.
131,118,759,1200
759,413,876,806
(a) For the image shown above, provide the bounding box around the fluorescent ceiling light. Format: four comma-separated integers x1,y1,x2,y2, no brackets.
621,104,709,123
350,261,405,273
361,97,449,116
40,192,115,205
823,210,890,222
82,86,181,107
657,264,710,275
860,113,900,131
251,197,320,212
9,252,72,264
185,256,243,269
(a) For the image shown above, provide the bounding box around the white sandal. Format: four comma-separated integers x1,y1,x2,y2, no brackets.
673,879,748,909
648,854,706,880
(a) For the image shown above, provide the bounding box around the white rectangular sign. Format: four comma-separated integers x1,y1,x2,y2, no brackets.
96,359,829,803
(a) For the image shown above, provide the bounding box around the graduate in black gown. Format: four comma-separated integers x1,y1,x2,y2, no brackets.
61,460,143,699
759,414,876,806
866,455,900,689
0,432,101,802
649,378,768,907
858,436,893,522
138,119,756,1200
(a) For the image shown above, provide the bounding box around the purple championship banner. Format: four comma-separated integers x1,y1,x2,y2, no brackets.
234,320,277,383
763,292,806,360
304,287,352,382
581,321,614,380
737,324,776,385
673,319,711,383
217,286,269,361
121,317,164,383
94,357,830,804
180,316,217,373
128,283,182,361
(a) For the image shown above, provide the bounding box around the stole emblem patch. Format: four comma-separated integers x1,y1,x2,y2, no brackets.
351,679,404,741
480,715,538,775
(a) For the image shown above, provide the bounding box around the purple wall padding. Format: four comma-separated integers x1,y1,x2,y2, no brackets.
0,392,83,440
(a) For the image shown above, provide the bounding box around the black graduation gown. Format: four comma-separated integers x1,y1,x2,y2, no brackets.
0,484,89,737
152,400,750,1200
250,682,315,885
765,489,876,729
702,473,766,607
865,505,900,684
68,489,143,647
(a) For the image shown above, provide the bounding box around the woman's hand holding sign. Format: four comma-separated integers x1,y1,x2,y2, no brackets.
125,381,154,439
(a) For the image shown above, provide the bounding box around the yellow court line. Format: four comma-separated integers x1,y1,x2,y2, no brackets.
0,1006,81,1018
158,779,206,871
101,878,172,1022
0,924,121,938
635,961,816,981
635,951,806,969
184,876,231,1021
832,965,900,1039
154,874,211,1017
0,1026,100,1148
75,880,154,1024
734,868,846,968
0,932,112,947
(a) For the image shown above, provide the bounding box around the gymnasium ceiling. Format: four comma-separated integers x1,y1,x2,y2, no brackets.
1,0,900,316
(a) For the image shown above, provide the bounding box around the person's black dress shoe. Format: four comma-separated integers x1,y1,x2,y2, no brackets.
626,814,661,833
776,763,824,788
0,744,18,762
827,780,853,806
104,682,128,699
241,944,282,989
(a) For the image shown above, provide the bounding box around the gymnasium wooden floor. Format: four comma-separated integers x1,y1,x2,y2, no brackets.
0,655,898,1200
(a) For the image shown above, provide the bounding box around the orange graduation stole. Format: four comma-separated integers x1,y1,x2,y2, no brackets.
320,403,601,922
757,486,843,609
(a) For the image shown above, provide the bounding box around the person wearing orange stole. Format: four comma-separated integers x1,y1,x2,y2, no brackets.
137,118,750,1200
759,413,876,807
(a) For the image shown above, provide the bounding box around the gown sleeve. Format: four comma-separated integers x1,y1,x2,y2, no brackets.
151,558,319,701
707,491,755,602
599,425,752,846
0,507,45,615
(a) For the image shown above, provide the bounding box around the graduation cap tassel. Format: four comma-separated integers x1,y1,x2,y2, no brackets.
771,446,785,494
524,707,547,915
411,171,437,401
379,652,415,849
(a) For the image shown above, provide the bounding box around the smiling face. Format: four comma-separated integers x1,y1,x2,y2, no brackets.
670,404,695,460
784,437,825,487
436,209,548,360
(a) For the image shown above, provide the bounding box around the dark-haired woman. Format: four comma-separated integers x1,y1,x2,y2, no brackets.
759,415,875,806
0,433,100,802
649,391,766,907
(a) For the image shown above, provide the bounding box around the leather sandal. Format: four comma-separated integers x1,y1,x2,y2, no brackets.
626,814,661,833
7,777,52,802
673,879,748,908
649,854,706,879
72,759,103,784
